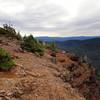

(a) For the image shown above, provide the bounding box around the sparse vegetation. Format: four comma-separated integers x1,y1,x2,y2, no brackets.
15,32,22,40
21,35,44,56
80,55,91,63
96,71,100,82
46,42,57,51
0,48,15,70
0,24,22,40
3,24,17,37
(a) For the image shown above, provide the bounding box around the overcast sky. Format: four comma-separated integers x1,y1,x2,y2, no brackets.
0,0,100,37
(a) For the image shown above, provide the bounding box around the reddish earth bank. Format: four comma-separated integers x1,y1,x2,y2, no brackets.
0,37,99,100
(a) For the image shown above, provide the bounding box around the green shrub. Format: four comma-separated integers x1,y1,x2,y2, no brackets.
3,24,16,37
96,71,100,82
0,27,8,35
21,35,44,56
46,42,57,52
0,24,22,40
15,32,22,40
0,48,15,70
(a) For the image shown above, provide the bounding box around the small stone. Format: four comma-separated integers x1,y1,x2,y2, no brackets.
5,96,11,100
0,90,5,94
6,92,12,96
0,97,3,100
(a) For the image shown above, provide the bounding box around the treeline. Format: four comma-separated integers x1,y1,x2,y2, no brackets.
0,24,22,40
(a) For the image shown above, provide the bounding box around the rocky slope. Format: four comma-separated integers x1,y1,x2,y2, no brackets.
0,37,99,100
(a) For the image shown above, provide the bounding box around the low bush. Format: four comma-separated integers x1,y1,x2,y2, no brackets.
0,24,22,40
0,48,15,70
46,42,56,51
96,71,100,82
21,35,44,56
15,32,22,40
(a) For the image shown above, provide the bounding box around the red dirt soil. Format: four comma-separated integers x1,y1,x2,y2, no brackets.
0,38,99,100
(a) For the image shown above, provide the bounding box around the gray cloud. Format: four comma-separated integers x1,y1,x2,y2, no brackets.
0,0,100,36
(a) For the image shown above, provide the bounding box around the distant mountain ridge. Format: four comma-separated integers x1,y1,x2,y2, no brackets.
36,36,100,42
55,37,100,70
37,36,100,70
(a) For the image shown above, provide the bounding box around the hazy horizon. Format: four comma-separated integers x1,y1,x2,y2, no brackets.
0,0,100,37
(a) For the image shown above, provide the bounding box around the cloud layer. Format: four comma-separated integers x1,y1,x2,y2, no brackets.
0,0,100,36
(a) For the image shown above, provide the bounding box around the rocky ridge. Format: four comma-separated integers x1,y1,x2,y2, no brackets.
0,37,99,100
